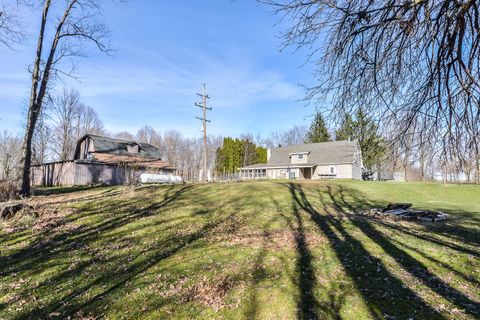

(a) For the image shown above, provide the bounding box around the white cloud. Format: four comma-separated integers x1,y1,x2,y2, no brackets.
0,42,305,137
65,46,302,113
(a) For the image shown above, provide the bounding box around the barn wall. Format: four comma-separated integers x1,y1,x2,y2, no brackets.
74,163,126,185
31,161,176,187
31,162,76,187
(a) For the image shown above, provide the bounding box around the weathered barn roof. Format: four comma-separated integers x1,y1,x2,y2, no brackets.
74,134,162,160
90,153,174,169
268,140,360,166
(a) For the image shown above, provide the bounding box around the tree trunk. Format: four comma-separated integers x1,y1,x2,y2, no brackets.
19,104,41,196
474,138,480,184
18,0,51,196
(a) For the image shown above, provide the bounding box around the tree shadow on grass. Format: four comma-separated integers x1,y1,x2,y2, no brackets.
33,185,102,196
283,182,445,320
286,201,321,319
389,238,480,288
278,198,321,320
0,185,218,318
253,196,348,320
243,215,281,319
326,184,480,318
0,185,193,276
19,213,235,319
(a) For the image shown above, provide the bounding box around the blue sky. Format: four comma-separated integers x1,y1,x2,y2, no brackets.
0,0,316,138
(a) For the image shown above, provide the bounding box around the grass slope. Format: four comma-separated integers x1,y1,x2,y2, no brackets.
0,181,479,319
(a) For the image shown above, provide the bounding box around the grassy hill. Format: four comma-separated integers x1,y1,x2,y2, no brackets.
1,180,479,319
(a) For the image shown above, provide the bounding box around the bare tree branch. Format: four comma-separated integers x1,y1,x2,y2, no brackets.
19,0,113,196
262,0,480,182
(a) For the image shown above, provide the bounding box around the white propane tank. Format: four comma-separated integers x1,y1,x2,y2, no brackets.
139,173,183,184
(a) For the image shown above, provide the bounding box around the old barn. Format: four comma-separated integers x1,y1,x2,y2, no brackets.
31,134,175,187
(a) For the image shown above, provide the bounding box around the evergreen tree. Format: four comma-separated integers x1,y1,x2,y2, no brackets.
256,146,267,163
215,146,225,174
305,111,331,143
215,137,268,174
334,109,386,170
335,113,355,141
354,108,385,170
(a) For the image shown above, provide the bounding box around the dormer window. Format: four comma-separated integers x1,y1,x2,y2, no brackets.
289,151,310,164
127,143,140,154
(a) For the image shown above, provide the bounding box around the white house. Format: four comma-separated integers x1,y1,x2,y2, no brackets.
239,140,363,180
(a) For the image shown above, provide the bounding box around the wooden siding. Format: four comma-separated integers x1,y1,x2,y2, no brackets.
73,163,126,186
31,162,76,187
31,161,175,187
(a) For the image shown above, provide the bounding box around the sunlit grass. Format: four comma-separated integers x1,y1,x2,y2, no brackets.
0,180,479,319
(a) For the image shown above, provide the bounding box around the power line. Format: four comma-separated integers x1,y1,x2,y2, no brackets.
195,83,211,182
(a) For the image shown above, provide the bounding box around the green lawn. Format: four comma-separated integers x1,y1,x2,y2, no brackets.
0,180,479,319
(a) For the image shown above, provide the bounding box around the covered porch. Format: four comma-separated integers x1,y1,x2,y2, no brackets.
238,164,316,180
238,164,268,180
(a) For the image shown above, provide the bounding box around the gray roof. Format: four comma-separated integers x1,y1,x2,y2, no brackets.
75,134,162,159
268,140,359,166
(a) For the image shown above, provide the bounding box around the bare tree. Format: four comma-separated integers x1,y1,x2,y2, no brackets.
136,126,162,147
267,125,307,148
114,131,135,141
50,88,82,161
19,0,111,196
31,88,104,163
0,131,21,180
177,137,202,181
0,0,23,49
162,130,183,166
75,104,105,139
263,0,480,183
32,108,52,165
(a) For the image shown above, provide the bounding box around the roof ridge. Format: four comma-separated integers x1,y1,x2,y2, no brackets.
275,140,356,149
84,133,157,147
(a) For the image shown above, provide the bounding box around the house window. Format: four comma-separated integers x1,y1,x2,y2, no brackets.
298,154,303,159
329,166,336,174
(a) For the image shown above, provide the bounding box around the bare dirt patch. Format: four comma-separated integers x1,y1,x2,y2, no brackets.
149,273,245,311
0,197,78,235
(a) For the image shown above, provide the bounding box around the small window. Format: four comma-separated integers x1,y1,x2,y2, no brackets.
329,166,336,174
298,154,303,159
127,144,140,154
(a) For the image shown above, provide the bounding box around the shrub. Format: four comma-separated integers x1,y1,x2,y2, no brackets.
0,180,18,202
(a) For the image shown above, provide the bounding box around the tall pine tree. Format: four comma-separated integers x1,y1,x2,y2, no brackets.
334,108,386,170
354,108,385,171
305,111,331,143
335,113,355,141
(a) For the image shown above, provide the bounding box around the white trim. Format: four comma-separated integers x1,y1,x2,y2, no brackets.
288,151,310,156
